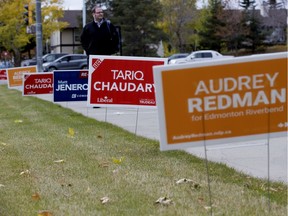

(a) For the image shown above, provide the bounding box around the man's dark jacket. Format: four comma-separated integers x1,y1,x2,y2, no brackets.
80,19,119,55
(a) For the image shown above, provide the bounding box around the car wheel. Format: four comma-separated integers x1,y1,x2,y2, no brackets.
48,67,57,72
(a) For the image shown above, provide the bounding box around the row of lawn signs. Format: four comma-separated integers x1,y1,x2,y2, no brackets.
3,56,166,105
2,54,287,151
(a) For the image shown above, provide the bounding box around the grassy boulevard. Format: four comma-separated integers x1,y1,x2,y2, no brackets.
0,85,287,216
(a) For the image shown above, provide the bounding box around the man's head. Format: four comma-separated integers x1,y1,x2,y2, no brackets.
92,6,104,22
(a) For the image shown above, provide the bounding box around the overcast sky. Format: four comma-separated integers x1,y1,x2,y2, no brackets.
61,0,287,11
61,0,229,10
61,0,220,10
62,0,83,10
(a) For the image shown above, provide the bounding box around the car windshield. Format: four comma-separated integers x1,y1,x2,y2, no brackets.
44,55,56,62
188,54,195,59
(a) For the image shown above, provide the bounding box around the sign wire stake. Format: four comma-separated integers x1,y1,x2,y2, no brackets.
202,112,213,216
103,105,109,146
134,107,140,135
266,102,271,213
267,134,271,213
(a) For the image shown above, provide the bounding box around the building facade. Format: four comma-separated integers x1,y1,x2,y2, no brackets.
49,10,83,54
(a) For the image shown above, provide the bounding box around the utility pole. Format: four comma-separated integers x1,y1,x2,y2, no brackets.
83,0,86,28
35,0,43,72
82,0,86,55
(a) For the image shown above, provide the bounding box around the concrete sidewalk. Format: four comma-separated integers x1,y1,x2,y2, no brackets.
35,94,287,183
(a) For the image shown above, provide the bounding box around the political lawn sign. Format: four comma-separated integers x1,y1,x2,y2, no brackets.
23,73,53,96
0,69,7,80
53,70,88,102
7,66,37,88
0,69,7,85
153,52,287,151
88,56,166,107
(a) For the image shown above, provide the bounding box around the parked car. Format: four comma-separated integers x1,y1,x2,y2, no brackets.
43,54,87,72
167,53,189,64
42,53,69,63
170,50,234,64
0,61,13,68
21,53,68,67
21,58,37,67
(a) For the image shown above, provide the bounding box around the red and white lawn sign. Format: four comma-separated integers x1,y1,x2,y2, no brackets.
23,73,53,96
88,56,165,107
0,69,7,80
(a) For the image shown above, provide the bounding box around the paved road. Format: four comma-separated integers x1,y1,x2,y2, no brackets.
33,94,287,184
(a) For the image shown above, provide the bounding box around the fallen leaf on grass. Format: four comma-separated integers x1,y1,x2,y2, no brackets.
32,192,41,201
112,157,124,164
20,169,30,176
198,197,204,204
0,142,8,146
155,197,173,205
192,183,201,189
204,204,216,210
53,159,65,163
176,178,194,184
67,128,75,138
14,119,23,123
270,187,278,192
176,178,201,189
260,184,278,192
38,210,53,216
99,161,109,168
112,167,121,174
61,183,72,187
204,206,212,210
100,196,110,204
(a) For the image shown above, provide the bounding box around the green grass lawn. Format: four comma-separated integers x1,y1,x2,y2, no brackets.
0,85,287,216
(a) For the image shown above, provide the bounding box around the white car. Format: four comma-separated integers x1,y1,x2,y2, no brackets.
170,50,234,64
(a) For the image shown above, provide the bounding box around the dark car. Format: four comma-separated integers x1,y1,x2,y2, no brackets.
21,53,68,67
42,54,87,72
167,53,189,64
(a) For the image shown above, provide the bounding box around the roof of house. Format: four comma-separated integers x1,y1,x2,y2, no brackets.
262,9,287,26
59,10,82,28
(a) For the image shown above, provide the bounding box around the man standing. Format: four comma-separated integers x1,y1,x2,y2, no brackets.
81,6,119,58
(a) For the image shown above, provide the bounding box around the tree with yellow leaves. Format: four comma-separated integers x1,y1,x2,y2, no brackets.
0,0,68,66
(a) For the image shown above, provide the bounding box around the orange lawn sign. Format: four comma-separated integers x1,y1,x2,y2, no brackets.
7,66,37,88
153,52,287,151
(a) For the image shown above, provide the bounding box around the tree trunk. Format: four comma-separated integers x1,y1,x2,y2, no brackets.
12,48,21,67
